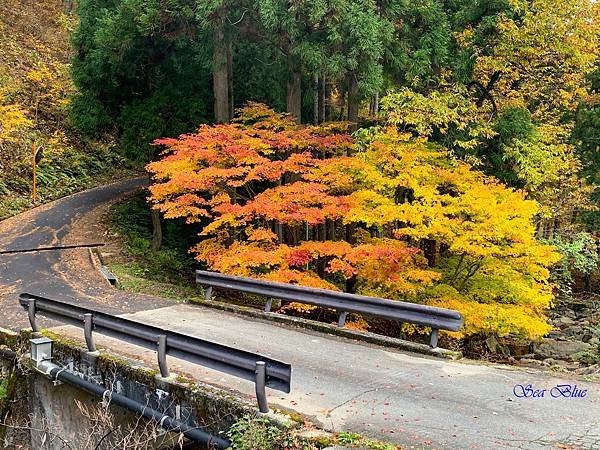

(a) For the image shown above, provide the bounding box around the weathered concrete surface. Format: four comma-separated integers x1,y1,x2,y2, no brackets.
29,373,105,449
2,330,252,449
51,304,600,450
27,367,216,450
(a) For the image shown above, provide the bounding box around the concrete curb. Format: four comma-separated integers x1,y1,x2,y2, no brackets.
187,298,462,360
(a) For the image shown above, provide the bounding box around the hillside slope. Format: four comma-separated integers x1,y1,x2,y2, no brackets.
0,0,128,219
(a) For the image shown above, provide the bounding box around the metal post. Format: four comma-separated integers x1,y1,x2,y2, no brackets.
204,286,213,302
27,299,39,332
429,328,439,348
255,361,269,413
337,311,348,328
264,298,273,313
157,335,169,378
32,143,37,204
83,313,96,352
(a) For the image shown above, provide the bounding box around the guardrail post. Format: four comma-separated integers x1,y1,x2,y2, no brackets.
337,311,348,328
204,286,213,302
157,335,169,378
27,299,39,332
83,313,96,352
429,329,439,348
254,361,269,413
264,298,273,313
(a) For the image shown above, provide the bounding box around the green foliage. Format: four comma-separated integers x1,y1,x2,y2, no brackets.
383,0,452,86
108,262,202,301
337,432,361,445
495,107,535,143
547,232,599,296
574,325,600,364
233,41,287,113
227,415,283,450
380,86,494,151
336,431,397,450
0,377,8,402
226,415,317,450
71,0,213,160
108,191,198,283
573,65,600,232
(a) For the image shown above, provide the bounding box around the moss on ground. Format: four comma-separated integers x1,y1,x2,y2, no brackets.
108,262,202,302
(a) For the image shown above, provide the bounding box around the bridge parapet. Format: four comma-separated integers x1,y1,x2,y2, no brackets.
0,327,300,450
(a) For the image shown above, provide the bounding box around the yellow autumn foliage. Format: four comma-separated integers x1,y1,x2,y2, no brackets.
465,0,599,123
150,106,561,339
0,89,32,143
333,129,561,338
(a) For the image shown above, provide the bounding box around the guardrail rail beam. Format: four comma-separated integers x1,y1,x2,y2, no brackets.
196,270,464,348
19,292,292,412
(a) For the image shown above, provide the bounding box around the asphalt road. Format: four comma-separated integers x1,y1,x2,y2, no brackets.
97,305,599,450
1,182,599,449
0,178,168,328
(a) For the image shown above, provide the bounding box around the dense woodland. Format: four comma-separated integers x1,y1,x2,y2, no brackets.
2,0,600,344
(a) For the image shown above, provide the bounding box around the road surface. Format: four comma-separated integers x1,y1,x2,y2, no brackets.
0,181,598,449
0,178,169,327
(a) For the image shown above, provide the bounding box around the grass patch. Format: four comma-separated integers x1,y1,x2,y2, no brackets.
107,191,202,295
226,416,402,450
108,262,203,302
227,415,287,450
336,431,399,450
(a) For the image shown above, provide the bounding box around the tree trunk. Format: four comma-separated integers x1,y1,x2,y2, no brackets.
373,0,381,119
320,73,327,122
347,72,359,127
422,239,439,267
326,219,335,240
212,9,230,123
63,0,73,14
287,69,302,123
151,209,162,251
373,91,379,116
345,223,355,244
227,40,234,120
338,89,346,121
345,275,357,294
313,74,319,124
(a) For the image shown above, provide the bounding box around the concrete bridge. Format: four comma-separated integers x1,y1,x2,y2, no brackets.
0,179,599,449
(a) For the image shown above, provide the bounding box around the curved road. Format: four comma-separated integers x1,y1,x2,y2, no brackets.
0,178,168,328
0,181,599,449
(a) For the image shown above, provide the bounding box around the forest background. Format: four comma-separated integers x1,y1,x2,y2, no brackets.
2,0,600,349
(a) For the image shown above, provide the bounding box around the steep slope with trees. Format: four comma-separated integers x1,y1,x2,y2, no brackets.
0,0,127,219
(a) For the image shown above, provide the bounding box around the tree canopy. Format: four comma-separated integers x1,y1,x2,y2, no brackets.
148,104,560,338
69,0,600,342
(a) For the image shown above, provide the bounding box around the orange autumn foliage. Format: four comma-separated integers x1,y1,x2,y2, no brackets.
148,104,559,339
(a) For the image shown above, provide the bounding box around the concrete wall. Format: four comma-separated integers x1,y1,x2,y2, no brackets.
0,327,305,450
28,372,183,450
0,328,258,449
